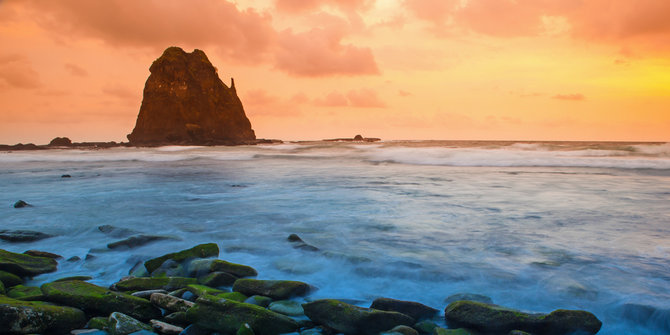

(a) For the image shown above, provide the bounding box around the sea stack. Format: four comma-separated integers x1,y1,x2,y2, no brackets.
127,47,256,146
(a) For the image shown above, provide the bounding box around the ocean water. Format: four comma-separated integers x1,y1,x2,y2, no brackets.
1,141,670,334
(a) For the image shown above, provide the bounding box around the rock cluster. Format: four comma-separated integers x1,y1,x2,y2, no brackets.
0,243,603,335
127,47,256,146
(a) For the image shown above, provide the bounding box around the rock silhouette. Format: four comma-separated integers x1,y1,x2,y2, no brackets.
127,47,255,146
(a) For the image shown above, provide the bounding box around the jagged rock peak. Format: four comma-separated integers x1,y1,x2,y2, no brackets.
127,46,256,146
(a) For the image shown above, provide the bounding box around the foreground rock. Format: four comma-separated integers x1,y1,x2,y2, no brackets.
112,276,197,292
188,258,258,278
0,295,86,333
41,280,161,320
186,294,299,334
371,297,439,321
444,300,602,335
0,248,58,277
303,299,415,335
233,278,310,300
144,243,219,274
127,46,256,146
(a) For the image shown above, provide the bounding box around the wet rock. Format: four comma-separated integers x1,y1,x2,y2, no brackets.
67,256,82,262
186,284,227,297
198,271,237,287
0,248,58,277
0,270,23,287
237,323,255,335
0,280,4,294
371,297,439,321
151,319,184,335
508,331,533,335
433,328,474,335
216,291,248,302
55,275,93,282
0,230,54,242
62,174,72,178
113,276,197,292
444,300,602,335
413,320,439,334
383,325,418,335
108,312,152,335
13,200,31,208
244,295,272,308
23,250,62,259
49,137,72,146
98,225,137,238
144,243,219,274
444,293,493,305
151,259,185,277
233,279,310,300
302,299,415,335
186,294,299,334
268,300,305,316
150,292,194,313
0,295,86,333
7,284,43,300
107,235,176,249
287,234,319,252
41,280,161,321
164,311,190,327
131,289,168,299
86,316,111,330
187,258,257,278
180,324,212,335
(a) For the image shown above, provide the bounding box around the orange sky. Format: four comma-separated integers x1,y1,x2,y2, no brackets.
1,0,669,144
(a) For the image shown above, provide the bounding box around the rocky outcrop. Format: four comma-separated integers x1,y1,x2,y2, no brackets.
48,137,72,146
127,47,256,146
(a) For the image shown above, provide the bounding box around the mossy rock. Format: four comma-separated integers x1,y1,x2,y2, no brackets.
198,271,238,287
302,299,415,335
144,243,219,274
384,325,419,335
186,294,299,335
150,292,194,313
233,279,310,300
237,322,255,335
187,283,227,297
0,270,23,287
243,295,272,308
54,275,93,282
371,297,439,321
113,276,197,291
414,320,440,334
0,279,4,294
108,312,152,335
6,284,44,300
216,291,248,302
188,258,257,278
433,328,474,335
41,280,161,320
444,300,602,335
268,300,305,316
0,295,86,333
0,248,58,277
87,316,111,330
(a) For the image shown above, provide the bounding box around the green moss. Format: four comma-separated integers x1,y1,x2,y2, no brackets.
188,259,257,278
0,249,58,277
0,295,86,333
86,316,110,330
302,299,415,335
198,271,237,287
144,243,219,274
0,279,4,294
237,323,255,335
232,279,309,300
113,276,197,291
0,270,22,287
216,291,248,302
187,283,227,296
6,284,43,300
433,328,474,335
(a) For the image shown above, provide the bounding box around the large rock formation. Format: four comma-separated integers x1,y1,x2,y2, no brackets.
127,47,256,145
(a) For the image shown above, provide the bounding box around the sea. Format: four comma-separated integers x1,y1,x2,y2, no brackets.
2,140,670,334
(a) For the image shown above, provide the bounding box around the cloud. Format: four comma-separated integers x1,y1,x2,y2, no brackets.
552,93,585,101
315,89,386,108
0,54,41,89
64,63,88,77
403,0,458,27
315,91,349,107
398,90,412,97
243,89,280,106
102,84,140,105
275,0,373,14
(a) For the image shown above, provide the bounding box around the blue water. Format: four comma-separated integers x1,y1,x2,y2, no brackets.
1,141,670,334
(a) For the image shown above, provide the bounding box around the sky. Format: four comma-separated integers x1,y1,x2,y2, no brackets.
0,0,669,144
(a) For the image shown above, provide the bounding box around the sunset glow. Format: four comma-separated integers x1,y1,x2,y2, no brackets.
1,0,669,143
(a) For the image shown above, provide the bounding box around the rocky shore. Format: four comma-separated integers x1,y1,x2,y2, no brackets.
0,240,602,335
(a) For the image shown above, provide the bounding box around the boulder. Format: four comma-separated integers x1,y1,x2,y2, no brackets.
0,270,23,287
384,325,418,335
188,258,257,278
186,294,299,334
49,137,72,146
131,289,168,299
113,276,197,292
233,279,310,300
150,293,194,313
13,200,31,208
371,297,439,321
217,291,248,302
198,271,238,287
0,230,53,242
187,284,228,297
108,312,152,335
97,225,137,238
151,319,184,335
244,295,272,308
144,243,219,274
444,293,493,305
0,248,58,277
127,46,256,145
287,234,319,252
444,300,602,335
413,320,439,334
6,285,43,300
0,295,86,333
41,280,161,320
302,299,415,335
269,300,305,316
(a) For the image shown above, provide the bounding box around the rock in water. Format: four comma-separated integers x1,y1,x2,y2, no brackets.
127,46,256,145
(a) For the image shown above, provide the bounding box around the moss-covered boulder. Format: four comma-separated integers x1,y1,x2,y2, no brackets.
233,279,310,300
41,280,161,320
186,294,299,334
303,299,415,335
187,283,227,297
144,243,219,274
237,322,255,335
268,300,304,316
216,291,248,302
384,325,418,335
0,295,86,333
113,276,197,292
86,316,111,330
6,285,43,300
188,258,257,278
0,270,23,287
198,271,238,287
371,297,439,321
0,248,58,277
444,300,602,335
414,320,439,334
244,295,272,308
433,328,474,335
150,292,194,313
108,312,152,335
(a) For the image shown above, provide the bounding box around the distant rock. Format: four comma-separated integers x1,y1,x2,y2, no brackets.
13,200,31,208
323,135,381,142
127,46,256,146
0,230,53,243
49,137,72,146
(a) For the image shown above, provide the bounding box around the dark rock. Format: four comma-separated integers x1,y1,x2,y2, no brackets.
164,311,190,327
187,258,257,278
98,225,137,238
67,256,82,262
49,137,72,146
23,250,63,259
86,316,111,330
186,284,227,297
216,291,248,302
233,279,310,300
198,271,237,287
108,312,152,334
371,297,439,321
144,243,219,274
127,46,256,146
353,134,364,141
0,248,58,277
150,292,195,313
107,234,176,249
444,293,493,305
0,295,86,333
131,289,167,299
269,300,305,316
151,319,184,335
180,324,212,335
302,299,415,335
243,295,272,308
237,323,254,335
444,300,602,335
54,275,93,282
384,325,418,335
41,280,161,321
433,328,474,335
112,276,197,292
7,284,44,300
413,320,439,334
0,230,54,242
61,174,72,178
287,234,320,252
13,200,31,208
0,270,23,287
186,294,299,335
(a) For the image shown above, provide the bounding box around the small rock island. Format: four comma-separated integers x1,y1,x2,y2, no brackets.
127,47,256,146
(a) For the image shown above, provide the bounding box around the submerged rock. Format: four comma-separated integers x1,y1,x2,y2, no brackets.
23,250,63,259
13,200,31,208
144,243,219,274
41,280,161,321
370,297,439,321
244,295,272,308
233,279,310,300
0,230,53,242
188,258,258,278
302,299,415,335
97,225,137,238
127,46,256,146
444,293,493,305
444,300,602,335
269,300,305,316
0,248,58,277
0,295,86,333
107,234,176,249
287,234,319,252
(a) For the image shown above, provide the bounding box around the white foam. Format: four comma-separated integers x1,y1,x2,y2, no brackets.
633,143,670,156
